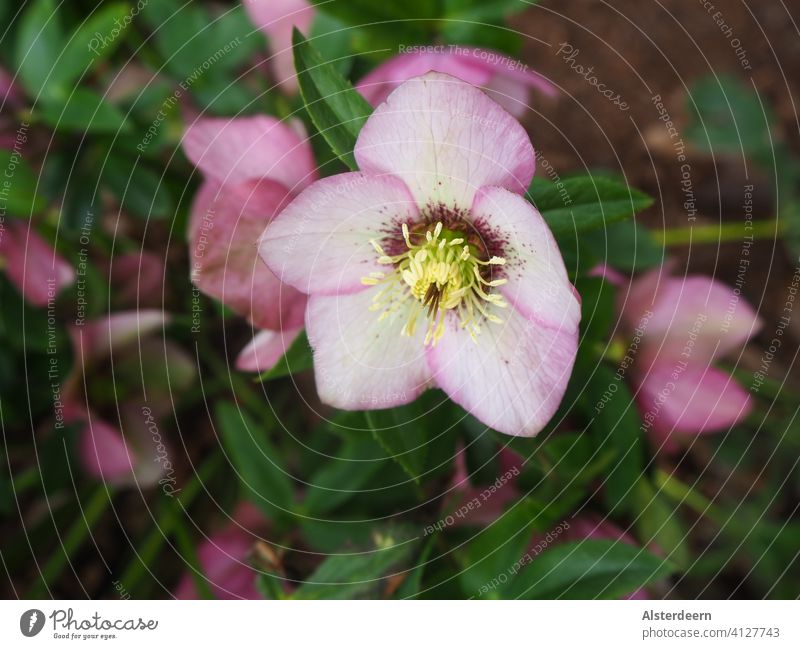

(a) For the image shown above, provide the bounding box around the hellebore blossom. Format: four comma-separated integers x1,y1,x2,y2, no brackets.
0,221,75,307
174,502,267,599
616,264,762,450
243,0,314,93
63,311,195,487
182,115,316,371
357,48,556,117
260,73,580,437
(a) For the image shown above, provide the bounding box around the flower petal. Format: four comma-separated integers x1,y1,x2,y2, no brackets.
427,305,578,437
305,288,432,409
635,364,753,439
357,52,494,106
355,72,535,209
470,186,580,331
189,179,306,331
243,0,314,94
70,310,169,366
259,172,419,296
182,115,316,192
174,527,262,599
0,221,74,306
78,417,137,483
641,275,762,367
357,50,555,118
236,326,304,373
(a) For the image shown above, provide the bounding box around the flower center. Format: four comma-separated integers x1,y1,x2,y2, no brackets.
361,221,507,345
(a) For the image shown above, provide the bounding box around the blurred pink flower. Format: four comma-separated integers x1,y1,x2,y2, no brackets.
243,0,315,93
260,72,579,436
64,310,195,487
357,48,556,117
618,265,762,450
0,221,74,306
174,503,268,599
182,115,317,371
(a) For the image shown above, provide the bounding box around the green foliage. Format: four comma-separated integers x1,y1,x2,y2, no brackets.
504,539,673,599
292,29,373,170
215,402,294,524
292,529,419,599
530,175,654,236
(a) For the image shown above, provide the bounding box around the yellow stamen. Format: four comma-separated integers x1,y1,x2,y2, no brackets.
360,221,507,345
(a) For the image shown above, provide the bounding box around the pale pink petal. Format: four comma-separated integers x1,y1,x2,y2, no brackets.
356,53,494,107
174,527,261,599
259,172,419,296
635,364,753,439
236,326,304,373
78,417,138,484
305,288,431,409
356,50,555,118
470,186,580,331
427,304,578,437
189,179,306,331
641,275,762,367
355,72,535,209
70,310,169,365
243,0,315,94
182,116,316,192
0,221,75,306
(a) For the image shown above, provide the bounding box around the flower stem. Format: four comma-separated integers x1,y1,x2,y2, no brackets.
660,218,783,247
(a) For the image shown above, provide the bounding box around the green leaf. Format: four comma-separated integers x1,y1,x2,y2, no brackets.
0,149,46,216
506,539,673,599
292,529,418,599
102,156,172,219
582,219,664,271
257,331,314,381
574,275,615,345
395,535,436,599
530,175,653,236
304,436,387,515
458,500,541,598
15,0,64,100
685,75,773,156
215,402,294,522
50,3,133,95
293,29,372,170
633,477,691,570
364,403,430,484
583,364,645,515
37,88,129,133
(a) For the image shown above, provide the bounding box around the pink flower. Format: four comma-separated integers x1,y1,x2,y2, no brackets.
0,221,74,306
182,115,317,371
64,310,195,487
357,48,556,118
260,73,580,437
174,503,267,599
618,265,762,450
243,0,315,93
